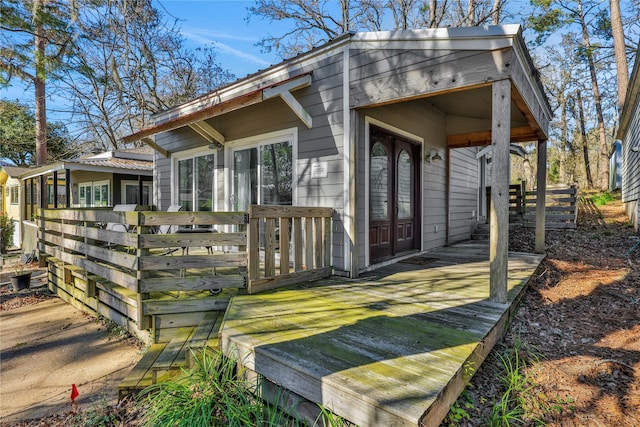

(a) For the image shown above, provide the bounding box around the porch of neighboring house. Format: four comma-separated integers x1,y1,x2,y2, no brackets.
221,241,544,427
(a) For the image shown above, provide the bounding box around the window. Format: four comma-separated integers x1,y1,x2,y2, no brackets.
232,139,293,211
9,186,19,205
174,150,216,212
122,181,152,205
78,181,110,207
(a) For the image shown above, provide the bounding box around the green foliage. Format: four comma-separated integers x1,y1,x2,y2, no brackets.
0,99,76,165
137,347,354,427
0,212,15,253
486,338,541,426
445,390,474,426
138,348,294,427
590,191,615,206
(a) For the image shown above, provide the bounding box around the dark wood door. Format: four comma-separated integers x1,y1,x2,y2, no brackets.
369,126,420,263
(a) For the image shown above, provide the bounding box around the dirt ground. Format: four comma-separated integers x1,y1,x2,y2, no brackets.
1,193,638,426
443,194,640,426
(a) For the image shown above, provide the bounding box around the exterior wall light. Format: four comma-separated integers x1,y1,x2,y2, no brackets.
425,149,443,163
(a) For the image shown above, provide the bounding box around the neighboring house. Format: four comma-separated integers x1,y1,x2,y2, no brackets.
125,25,551,277
14,147,153,254
0,166,33,249
609,140,622,191
617,47,640,233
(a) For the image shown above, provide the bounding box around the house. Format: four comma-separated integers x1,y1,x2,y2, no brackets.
617,47,640,232
0,165,32,250
12,147,153,254
125,25,551,285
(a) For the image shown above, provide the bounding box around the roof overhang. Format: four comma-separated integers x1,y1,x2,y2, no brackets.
617,46,640,140
19,161,153,180
123,73,314,151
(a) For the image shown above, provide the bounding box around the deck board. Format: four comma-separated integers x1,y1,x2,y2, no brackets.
221,244,544,426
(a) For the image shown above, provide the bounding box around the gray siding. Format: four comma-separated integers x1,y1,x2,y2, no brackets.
350,48,513,108
621,94,640,231
152,51,349,270
448,147,480,243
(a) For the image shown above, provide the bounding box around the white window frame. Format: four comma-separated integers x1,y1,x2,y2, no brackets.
78,180,110,207
224,128,298,212
121,180,153,205
171,146,218,212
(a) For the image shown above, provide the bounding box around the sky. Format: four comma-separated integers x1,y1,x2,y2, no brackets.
0,0,285,123
153,0,284,79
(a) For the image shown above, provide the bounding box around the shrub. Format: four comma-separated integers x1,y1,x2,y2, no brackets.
0,213,15,254
590,191,615,206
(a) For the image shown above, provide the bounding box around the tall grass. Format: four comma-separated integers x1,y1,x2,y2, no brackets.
137,348,352,427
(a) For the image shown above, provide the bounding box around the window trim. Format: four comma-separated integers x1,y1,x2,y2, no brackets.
78,180,110,207
224,127,298,211
9,186,19,205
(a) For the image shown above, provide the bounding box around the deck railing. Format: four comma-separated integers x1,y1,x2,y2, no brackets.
37,205,333,338
247,205,333,294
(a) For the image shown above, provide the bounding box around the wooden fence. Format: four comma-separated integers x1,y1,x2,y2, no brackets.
38,205,333,342
522,184,578,229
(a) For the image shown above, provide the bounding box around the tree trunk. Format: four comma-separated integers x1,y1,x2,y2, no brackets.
491,0,501,24
467,0,476,25
576,0,608,190
610,0,629,111
428,0,437,28
576,90,593,189
35,0,47,168
559,90,567,184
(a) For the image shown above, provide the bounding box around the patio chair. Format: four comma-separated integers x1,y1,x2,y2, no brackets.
105,204,137,249
156,204,183,235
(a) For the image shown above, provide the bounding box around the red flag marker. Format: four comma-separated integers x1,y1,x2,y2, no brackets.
70,384,79,402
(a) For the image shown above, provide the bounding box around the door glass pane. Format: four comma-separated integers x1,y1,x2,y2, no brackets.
142,185,150,205
397,149,412,219
195,154,215,211
234,148,257,211
125,185,137,204
370,142,388,220
178,159,193,211
261,142,292,205
100,184,109,206
85,186,91,207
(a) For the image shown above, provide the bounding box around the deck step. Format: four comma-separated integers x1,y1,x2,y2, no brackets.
186,312,224,366
118,343,165,399
118,313,225,395
152,327,195,382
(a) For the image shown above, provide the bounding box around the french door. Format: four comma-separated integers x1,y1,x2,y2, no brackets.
369,126,420,263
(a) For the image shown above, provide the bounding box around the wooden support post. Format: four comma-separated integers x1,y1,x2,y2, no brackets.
535,140,547,254
489,79,510,304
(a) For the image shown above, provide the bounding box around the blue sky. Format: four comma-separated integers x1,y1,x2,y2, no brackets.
155,0,283,78
0,1,284,121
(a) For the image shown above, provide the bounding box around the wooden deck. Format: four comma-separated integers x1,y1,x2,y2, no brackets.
220,241,544,426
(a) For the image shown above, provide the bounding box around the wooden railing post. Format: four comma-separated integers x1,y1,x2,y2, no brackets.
136,212,151,330
248,210,260,281
279,217,290,275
